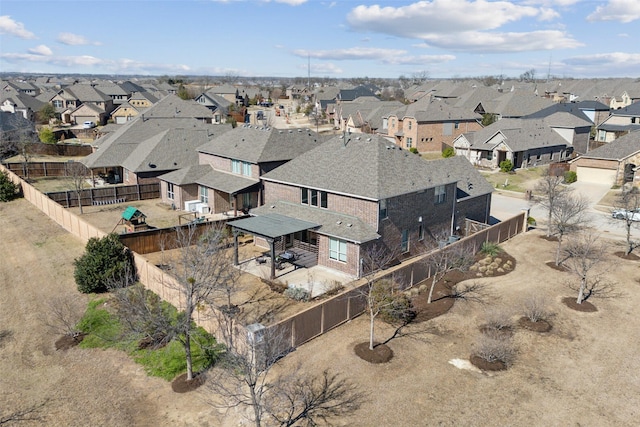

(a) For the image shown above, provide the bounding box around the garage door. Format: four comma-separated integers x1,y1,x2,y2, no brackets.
576,166,617,185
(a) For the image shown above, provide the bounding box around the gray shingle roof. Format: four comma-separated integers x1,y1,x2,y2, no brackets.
392,96,481,122
262,134,492,200
158,164,212,185
576,130,640,160
197,126,324,164
196,169,258,194
461,118,569,152
250,201,380,243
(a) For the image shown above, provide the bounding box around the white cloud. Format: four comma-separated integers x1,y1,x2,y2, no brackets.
522,0,580,6
345,0,581,53
57,32,100,46
28,45,52,56
0,16,36,39
347,1,542,35
422,30,582,52
309,63,343,74
587,0,640,23
294,47,408,61
382,54,456,65
563,52,640,67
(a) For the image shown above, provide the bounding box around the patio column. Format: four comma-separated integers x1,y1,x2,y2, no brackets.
268,237,276,280
233,229,240,266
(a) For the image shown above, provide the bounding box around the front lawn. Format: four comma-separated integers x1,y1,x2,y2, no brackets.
480,167,546,192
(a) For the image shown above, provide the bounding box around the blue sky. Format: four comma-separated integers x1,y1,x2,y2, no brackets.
1,0,639,79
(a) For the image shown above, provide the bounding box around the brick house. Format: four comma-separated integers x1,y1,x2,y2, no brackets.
569,130,640,186
157,126,324,215
232,134,493,278
386,96,483,152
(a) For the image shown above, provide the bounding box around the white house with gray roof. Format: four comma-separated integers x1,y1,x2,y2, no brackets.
234,134,493,278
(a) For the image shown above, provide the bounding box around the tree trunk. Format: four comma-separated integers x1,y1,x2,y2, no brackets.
555,234,563,266
250,385,261,427
576,277,586,305
184,331,193,380
427,275,437,304
369,309,375,351
626,223,633,256
77,192,83,215
546,211,552,237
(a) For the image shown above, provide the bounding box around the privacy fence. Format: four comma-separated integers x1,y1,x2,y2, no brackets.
46,183,160,208
2,164,526,355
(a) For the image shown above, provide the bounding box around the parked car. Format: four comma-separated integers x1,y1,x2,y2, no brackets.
82,121,96,129
612,208,640,221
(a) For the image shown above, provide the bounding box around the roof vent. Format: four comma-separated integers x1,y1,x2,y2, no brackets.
367,138,372,142
336,221,342,225
270,205,276,208
346,223,352,227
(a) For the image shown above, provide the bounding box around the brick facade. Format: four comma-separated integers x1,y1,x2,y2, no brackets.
387,115,482,152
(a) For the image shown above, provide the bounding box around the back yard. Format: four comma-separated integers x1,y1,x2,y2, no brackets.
2,197,640,426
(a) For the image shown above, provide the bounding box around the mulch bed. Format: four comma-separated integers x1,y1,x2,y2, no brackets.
171,372,205,393
545,261,570,272
518,317,552,332
55,334,85,351
410,250,517,323
469,354,507,371
562,297,597,312
614,251,640,261
354,342,393,364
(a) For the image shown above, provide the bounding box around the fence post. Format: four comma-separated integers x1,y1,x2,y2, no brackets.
137,184,141,201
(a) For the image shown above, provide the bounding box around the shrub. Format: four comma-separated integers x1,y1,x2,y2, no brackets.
564,170,577,184
481,307,513,333
472,333,516,367
0,170,20,202
522,294,550,322
380,293,416,324
479,241,502,257
38,127,56,144
74,233,135,294
499,159,514,173
284,286,310,302
442,146,455,158
409,147,419,155
527,216,536,226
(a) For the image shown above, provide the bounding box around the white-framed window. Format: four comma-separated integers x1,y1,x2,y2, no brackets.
167,182,174,200
435,185,446,204
242,161,252,177
406,137,413,148
329,238,347,262
301,187,327,208
401,230,409,253
52,100,63,108
199,186,209,203
232,159,241,174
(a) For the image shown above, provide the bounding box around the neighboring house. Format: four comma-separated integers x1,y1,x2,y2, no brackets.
453,118,572,170
332,97,403,134
49,84,114,124
194,90,232,124
0,92,45,122
158,126,324,216
475,89,555,120
595,102,640,143
128,91,159,109
70,102,106,127
573,100,611,127
337,85,377,102
208,84,239,104
523,102,594,154
386,96,483,152
569,130,640,186
110,102,142,124
1,80,40,97
233,135,493,279
81,95,227,185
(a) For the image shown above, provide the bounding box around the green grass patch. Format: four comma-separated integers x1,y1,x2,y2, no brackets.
479,242,502,257
76,295,222,380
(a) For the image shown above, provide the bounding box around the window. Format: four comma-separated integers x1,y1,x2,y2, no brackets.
435,185,446,204
406,137,413,148
379,199,388,220
329,238,347,262
301,187,327,208
167,182,174,200
408,121,412,130
401,230,409,253
382,118,388,129
52,100,63,108
242,161,251,177
486,151,493,161
454,121,460,129
418,224,424,241
232,159,241,174
242,192,251,208
199,186,208,203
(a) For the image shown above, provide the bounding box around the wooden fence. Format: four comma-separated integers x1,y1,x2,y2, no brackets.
4,161,92,179
265,212,526,349
47,183,160,208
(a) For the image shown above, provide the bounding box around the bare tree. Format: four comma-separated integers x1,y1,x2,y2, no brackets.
42,294,85,342
167,223,236,381
534,174,570,237
359,243,407,350
207,328,363,427
612,187,640,255
66,161,88,214
423,230,475,304
562,233,608,304
550,192,590,265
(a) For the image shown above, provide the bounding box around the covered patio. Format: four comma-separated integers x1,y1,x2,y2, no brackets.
230,213,320,279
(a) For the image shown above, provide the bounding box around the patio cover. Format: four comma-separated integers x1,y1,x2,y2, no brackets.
230,213,319,239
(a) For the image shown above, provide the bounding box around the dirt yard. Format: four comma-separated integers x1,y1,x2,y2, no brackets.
2,198,640,426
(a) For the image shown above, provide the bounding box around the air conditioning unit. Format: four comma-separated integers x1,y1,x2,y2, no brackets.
195,203,210,214
184,200,199,212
